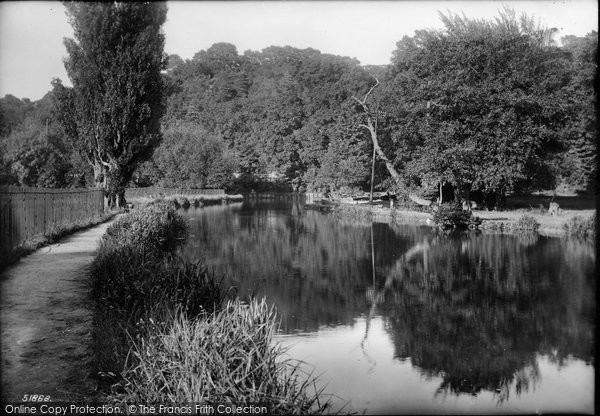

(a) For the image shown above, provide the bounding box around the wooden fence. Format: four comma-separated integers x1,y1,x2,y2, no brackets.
125,187,225,199
0,186,105,250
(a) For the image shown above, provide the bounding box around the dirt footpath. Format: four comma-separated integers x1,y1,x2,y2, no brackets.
1,221,111,402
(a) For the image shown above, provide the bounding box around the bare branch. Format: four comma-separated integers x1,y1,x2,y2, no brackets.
352,95,368,113
351,95,363,105
362,77,379,103
353,75,379,114
352,75,403,184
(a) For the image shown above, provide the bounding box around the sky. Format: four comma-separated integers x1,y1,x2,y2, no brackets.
0,0,597,101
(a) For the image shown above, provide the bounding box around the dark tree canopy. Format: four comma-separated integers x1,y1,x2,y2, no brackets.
374,8,586,207
54,2,167,206
0,93,91,188
162,43,374,193
134,120,236,189
558,31,597,192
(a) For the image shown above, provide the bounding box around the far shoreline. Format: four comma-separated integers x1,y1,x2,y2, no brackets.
331,203,596,238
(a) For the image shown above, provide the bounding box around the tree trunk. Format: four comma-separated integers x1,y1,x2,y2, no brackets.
92,161,104,188
363,118,402,184
353,77,403,190
90,160,110,210
104,162,126,210
116,188,126,208
369,146,376,203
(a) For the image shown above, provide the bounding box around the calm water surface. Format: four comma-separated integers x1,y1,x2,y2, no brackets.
181,198,595,414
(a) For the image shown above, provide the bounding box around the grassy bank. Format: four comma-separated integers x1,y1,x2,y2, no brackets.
0,212,115,274
89,203,330,413
332,203,596,238
475,209,596,237
129,193,243,209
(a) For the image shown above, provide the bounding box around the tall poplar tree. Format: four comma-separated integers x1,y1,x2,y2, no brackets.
54,2,167,207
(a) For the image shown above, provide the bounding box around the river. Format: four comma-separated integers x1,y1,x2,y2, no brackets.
180,197,595,414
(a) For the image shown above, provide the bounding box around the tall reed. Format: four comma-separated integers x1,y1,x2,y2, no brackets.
117,299,331,414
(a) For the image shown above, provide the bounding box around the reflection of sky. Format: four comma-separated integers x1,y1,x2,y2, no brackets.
276,317,595,415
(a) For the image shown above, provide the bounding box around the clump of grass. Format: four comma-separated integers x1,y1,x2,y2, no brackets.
90,246,228,375
103,202,187,254
117,299,331,414
91,204,217,373
432,202,474,230
333,205,373,222
513,214,540,231
563,213,596,239
91,246,226,319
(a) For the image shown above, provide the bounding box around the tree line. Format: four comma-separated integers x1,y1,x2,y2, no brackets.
0,4,596,208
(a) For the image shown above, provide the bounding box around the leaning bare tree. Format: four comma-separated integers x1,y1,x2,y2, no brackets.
352,77,403,185
353,78,434,207
53,2,167,208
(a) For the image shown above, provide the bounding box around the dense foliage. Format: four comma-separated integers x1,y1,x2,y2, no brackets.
158,43,374,192
0,93,90,187
1,8,596,203
432,202,477,229
377,9,596,207
513,214,541,231
103,202,187,254
133,120,236,188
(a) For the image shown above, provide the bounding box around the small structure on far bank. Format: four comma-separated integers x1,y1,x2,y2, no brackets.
549,202,561,216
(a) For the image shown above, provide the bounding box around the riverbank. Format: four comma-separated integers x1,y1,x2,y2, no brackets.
333,204,596,237
1,220,114,401
128,193,243,209
90,203,329,413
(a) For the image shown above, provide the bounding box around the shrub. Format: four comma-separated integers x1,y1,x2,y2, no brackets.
91,247,226,318
332,205,373,222
118,299,330,414
468,215,482,229
90,245,228,374
91,204,226,381
513,214,540,231
175,195,191,208
563,214,596,239
104,203,188,254
432,202,473,229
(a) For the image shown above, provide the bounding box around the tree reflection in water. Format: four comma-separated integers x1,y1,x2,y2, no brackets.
181,200,595,404
375,231,594,402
